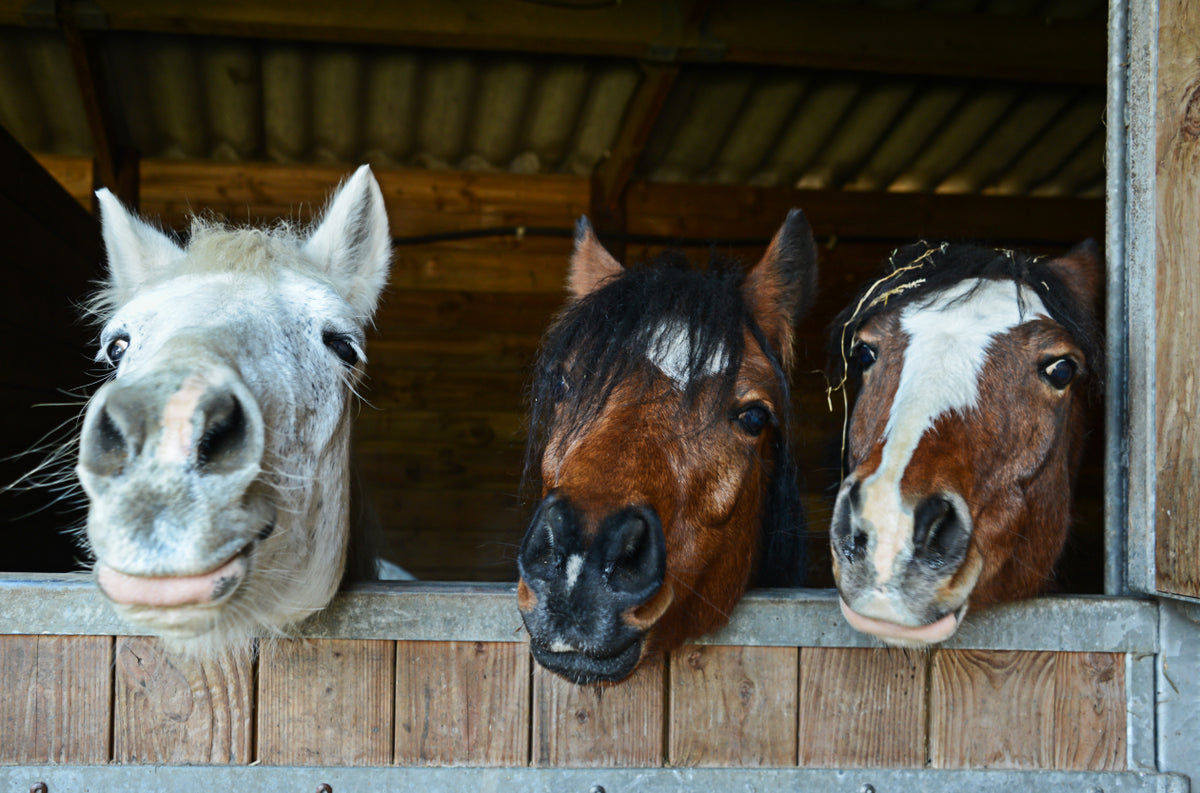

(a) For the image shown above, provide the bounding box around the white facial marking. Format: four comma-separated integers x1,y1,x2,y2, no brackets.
564,553,584,592
548,640,578,653
646,319,728,388
157,375,207,463
862,278,1048,582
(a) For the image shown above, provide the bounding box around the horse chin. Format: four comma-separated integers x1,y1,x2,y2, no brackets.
839,597,967,648
528,635,646,686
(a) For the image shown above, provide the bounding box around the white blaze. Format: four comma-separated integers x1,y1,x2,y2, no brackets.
646,319,728,388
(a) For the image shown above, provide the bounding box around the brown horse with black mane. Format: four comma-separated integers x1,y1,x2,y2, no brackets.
517,212,817,684
828,240,1102,646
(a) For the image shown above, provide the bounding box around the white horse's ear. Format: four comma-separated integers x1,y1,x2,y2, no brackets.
96,188,185,300
304,165,392,319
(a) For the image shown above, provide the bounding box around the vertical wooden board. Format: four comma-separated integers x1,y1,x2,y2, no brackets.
112,637,252,764
395,640,530,766
1155,0,1200,598
930,649,1056,769
0,635,111,763
532,657,664,767
257,638,395,766
797,647,927,768
668,644,798,767
1053,652,1126,771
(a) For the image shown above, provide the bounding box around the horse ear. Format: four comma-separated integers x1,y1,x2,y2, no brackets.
567,216,624,299
1044,238,1103,314
96,188,185,303
742,209,819,370
304,165,392,318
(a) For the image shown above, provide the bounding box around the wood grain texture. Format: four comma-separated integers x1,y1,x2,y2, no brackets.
1154,0,1200,598
798,646,927,768
112,637,252,764
930,649,1057,769
669,644,797,767
256,638,395,766
0,635,111,763
1053,652,1126,771
395,640,530,765
532,657,664,767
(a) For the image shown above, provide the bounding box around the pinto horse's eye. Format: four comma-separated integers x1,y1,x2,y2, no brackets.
1041,357,1077,390
105,335,130,365
851,341,878,371
734,405,771,436
323,332,361,367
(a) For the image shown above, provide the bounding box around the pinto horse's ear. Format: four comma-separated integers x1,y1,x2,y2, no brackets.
96,188,186,305
567,216,624,299
1044,238,1103,315
304,165,392,319
742,209,819,370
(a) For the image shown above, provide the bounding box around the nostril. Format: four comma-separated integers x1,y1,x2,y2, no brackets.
81,404,130,476
604,507,665,598
913,495,970,568
841,531,868,564
519,494,575,582
196,392,249,473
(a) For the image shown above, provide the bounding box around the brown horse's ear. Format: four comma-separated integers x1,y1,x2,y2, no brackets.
567,216,624,299
742,209,819,370
1044,238,1103,314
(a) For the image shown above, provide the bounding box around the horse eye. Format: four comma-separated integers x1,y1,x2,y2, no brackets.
1041,357,1077,390
105,335,130,365
851,341,878,371
323,332,360,366
735,405,771,436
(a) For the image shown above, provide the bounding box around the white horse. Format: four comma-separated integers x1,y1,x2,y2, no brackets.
77,166,395,654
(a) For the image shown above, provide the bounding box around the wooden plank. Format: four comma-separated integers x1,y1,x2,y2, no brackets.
592,63,680,213
0,635,111,763
1154,0,1200,599
1053,652,1126,771
930,650,1056,769
256,638,395,766
797,647,926,768
395,640,530,765
532,657,665,767
669,644,797,767
112,637,252,764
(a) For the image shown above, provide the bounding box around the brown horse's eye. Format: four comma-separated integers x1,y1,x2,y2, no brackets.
851,341,877,371
1041,357,1077,390
735,405,771,436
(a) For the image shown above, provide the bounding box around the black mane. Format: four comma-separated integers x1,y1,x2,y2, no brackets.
828,241,1104,390
526,251,806,587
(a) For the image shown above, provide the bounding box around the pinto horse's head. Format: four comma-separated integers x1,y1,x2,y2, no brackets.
518,212,817,685
829,241,1102,647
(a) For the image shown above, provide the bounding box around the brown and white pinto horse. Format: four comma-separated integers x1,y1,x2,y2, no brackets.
517,212,817,684
829,241,1102,646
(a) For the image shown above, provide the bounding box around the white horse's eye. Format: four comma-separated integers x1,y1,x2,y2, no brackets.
105,336,130,365
323,332,360,367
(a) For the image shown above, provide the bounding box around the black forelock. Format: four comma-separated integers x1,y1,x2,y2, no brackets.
828,241,1104,392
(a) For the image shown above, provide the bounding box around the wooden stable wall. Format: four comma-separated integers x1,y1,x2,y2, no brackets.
31,155,1105,586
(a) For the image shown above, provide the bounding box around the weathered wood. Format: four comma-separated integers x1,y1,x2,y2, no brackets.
1154,0,1200,599
395,640,530,765
797,647,927,768
1053,652,1126,771
112,637,252,764
930,650,1057,769
593,63,680,214
256,638,395,766
0,635,111,763
532,657,665,767
669,644,798,767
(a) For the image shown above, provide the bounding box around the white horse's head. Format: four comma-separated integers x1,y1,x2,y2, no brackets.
76,166,391,654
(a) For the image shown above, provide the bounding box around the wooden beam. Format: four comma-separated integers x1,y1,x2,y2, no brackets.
1,0,1104,84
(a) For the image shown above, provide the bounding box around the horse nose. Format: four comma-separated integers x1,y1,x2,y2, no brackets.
911,494,971,570
831,481,869,564
601,505,666,605
518,492,574,586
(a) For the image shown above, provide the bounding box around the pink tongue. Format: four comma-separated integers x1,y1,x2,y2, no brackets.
839,597,959,644
97,556,245,608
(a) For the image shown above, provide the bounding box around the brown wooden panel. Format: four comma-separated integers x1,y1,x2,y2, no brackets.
395,640,530,765
1154,0,1200,598
1053,652,1126,771
798,646,927,768
112,637,252,764
930,649,1056,769
532,657,664,767
669,644,797,767
0,635,111,763
257,638,395,766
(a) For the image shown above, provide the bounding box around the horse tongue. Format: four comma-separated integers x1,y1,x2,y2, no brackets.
97,556,245,608
839,597,959,645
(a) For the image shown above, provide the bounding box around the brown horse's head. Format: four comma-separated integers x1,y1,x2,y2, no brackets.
518,212,817,684
828,241,1102,646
